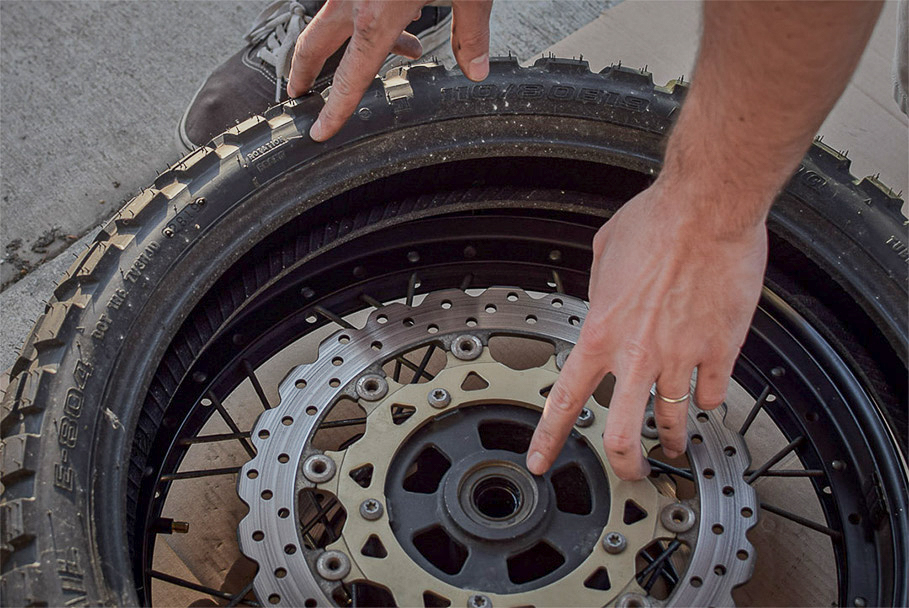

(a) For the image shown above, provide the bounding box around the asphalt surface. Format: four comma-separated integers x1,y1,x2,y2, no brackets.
0,0,609,371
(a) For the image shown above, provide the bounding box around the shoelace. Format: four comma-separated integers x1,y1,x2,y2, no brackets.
245,0,315,102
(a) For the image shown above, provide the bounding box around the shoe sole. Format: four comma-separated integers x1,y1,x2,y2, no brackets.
176,12,453,152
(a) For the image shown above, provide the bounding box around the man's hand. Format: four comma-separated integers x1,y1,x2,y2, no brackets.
287,0,493,142
526,179,768,480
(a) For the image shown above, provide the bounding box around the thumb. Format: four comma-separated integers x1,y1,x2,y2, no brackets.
526,336,607,475
451,0,493,81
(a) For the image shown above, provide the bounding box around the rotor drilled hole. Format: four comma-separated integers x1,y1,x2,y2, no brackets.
428,324,439,334
741,507,753,518
305,600,317,608
711,524,724,534
404,317,415,327
278,508,290,518
466,318,478,327
247,469,258,479
441,300,452,309
569,316,580,326
278,454,289,463
332,357,343,366
253,531,264,541
722,486,734,496
284,544,297,554
377,315,388,324
274,568,287,578
305,314,317,324
258,430,270,439
507,292,518,301
485,304,497,313
552,298,563,308
696,412,709,422
714,564,727,576
338,335,350,344
371,341,383,350
690,576,703,588
269,594,280,604
261,490,273,500
690,434,703,444
306,406,317,416
329,378,341,388
703,468,715,479
295,379,307,389
282,416,293,426
723,446,737,457
737,549,749,560
525,315,538,325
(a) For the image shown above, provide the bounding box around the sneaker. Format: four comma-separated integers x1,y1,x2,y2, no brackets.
177,0,452,150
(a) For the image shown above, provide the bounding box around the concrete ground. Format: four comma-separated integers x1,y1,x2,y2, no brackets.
0,0,609,370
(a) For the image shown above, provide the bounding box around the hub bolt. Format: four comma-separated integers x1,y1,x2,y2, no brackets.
660,502,696,533
356,373,388,401
302,454,336,484
603,531,627,554
428,387,452,409
451,334,483,360
316,550,351,581
576,407,594,428
360,498,384,520
467,594,491,608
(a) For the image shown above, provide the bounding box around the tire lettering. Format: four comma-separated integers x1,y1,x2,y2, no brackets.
439,82,650,112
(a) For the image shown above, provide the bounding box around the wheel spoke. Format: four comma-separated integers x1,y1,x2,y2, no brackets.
149,569,258,606
208,391,256,457
178,430,252,446
242,360,272,410
636,539,682,592
646,458,694,481
226,579,256,608
160,466,241,482
411,344,437,384
739,385,772,436
760,501,843,541
745,436,804,484
743,468,824,478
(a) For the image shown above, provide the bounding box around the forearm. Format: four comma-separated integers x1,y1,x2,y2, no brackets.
661,0,882,236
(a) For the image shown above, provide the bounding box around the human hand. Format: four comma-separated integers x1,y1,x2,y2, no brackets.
287,0,494,142
526,178,769,480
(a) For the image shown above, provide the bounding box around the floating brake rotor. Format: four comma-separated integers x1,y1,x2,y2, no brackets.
237,288,757,606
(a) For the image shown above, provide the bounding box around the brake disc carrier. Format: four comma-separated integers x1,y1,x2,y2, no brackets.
237,288,757,606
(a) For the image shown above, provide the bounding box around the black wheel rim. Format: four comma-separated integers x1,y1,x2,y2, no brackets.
130,195,908,606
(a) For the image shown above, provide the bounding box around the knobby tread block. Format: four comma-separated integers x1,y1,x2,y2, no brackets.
0,434,40,485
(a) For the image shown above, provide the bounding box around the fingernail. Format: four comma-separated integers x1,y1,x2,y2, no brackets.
467,54,489,81
527,451,545,475
309,119,324,142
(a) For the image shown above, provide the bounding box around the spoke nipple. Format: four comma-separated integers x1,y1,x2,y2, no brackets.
451,334,483,361
467,594,491,608
660,502,696,533
603,531,627,554
302,454,336,484
576,407,594,427
832,460,846,471
854,597,867,607
171,521,190,534
360,498,384,520
316,550,351,581
428,387,452,409
555,348,571,370
356,373,389,401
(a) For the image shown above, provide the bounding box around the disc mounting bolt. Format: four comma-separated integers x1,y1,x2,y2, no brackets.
428,387,452,409
356,373,389,401
576,407,594,427
316,550,351,581
603,531,627,554
468,594,491,608
360,498,384,520
452,334,483,361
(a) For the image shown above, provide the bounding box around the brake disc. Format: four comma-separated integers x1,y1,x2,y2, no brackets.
237,288,757,606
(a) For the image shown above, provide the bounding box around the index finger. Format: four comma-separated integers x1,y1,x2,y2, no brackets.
526,334,607,475
309,10,416,141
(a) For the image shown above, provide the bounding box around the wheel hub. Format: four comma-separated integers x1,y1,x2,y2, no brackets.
236,288,757,606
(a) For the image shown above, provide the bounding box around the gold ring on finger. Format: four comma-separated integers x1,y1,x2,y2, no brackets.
655,388,690,404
